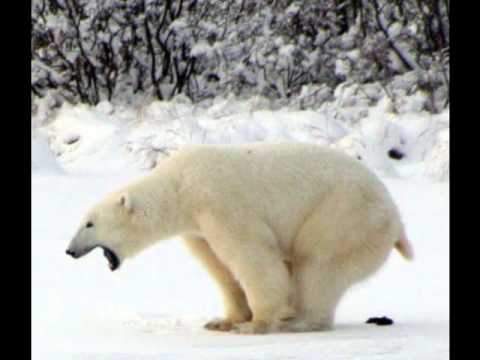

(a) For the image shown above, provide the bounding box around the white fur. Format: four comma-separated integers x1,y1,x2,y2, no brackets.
67,143,412,334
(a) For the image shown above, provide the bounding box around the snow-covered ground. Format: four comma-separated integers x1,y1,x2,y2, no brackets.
32,98,449,359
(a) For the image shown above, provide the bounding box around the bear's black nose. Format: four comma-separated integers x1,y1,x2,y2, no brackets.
66,249,76,258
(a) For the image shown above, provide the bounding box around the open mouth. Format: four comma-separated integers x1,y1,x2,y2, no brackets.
101,246,120,271
66,244,120,271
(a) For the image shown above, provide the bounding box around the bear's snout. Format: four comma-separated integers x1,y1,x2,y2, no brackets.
65,243,93,259
66,249,79,258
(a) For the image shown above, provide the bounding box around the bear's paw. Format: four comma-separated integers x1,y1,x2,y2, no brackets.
231,320,269,335
204,318,234,332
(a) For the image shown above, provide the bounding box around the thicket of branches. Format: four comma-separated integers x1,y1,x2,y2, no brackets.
32,0,449,112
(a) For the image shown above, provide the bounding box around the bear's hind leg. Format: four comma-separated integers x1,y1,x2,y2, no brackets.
183,235,252,331
293,260,347,331
293,240,394,331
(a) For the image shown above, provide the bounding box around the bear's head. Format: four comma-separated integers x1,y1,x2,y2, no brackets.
66,191,148,271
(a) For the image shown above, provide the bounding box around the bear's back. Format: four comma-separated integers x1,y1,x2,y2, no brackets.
167,143,388,209
171,142,372,184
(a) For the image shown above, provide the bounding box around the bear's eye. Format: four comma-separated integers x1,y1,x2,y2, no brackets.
86,222,94,228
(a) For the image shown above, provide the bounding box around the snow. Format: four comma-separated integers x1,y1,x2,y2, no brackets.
32,98,449,359
39,103,132,175
33,95,449,181
191,42,213,57
31,130,64,175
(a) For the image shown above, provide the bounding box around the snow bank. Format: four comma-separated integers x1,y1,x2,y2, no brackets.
38,103,134,175
31,130,64,175
33,90,449,181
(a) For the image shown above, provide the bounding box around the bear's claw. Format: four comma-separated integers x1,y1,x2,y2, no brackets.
204,318,234,332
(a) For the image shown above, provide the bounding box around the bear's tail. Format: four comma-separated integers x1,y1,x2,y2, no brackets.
395,232,414,261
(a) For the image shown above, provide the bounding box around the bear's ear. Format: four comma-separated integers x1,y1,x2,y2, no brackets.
119,192,133,213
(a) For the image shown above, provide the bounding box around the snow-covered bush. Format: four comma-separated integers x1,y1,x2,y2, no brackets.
32,0,449,112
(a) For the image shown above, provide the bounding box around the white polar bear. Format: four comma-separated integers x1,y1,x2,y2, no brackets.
66,143,413,334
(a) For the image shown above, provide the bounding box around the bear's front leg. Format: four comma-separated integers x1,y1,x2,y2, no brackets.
183,235,252,331
198,214,296,334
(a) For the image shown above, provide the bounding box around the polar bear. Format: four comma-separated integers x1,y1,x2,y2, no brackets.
66,143,413,334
